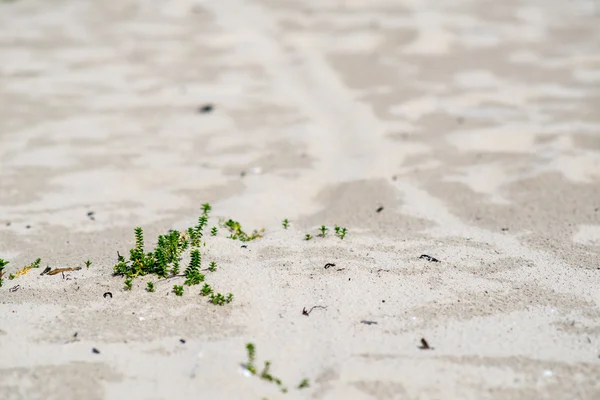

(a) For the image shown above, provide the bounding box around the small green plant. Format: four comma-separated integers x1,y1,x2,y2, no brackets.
210,292,233,305
173,285,184,296
208,261,217,272
196,215,208,238
184,249,204,285
146,282,155,292
223,219,263,242
8,273,15,280
336,227,347,239
243,343,287,393
319,225,328,237
201,203,212,216
305,234,312,241
245,343,257,374
200,283,213,296
298,379,310,389
85,260,92,268
211,226,218,236
282,219,289,229
0,258,8,287
124,277,133,290
188,227,200,247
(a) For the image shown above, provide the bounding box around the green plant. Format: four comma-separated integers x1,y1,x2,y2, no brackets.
146,282,155,292
245,343,257,374
282,219,289,229
173,285,184,296
201,283,213,296
85,260,92,268
336,227,347,239
184,249,204,286
30,258,41,269
0,258,8,287
298,379,310,389
8,273,15,280
211,226,218,236
319,225,328,237
305,234,312,241
201,203,212,216
210,292,233,305
260,361,287,392
243,343,287,393
188,227,200,248
208,261,217,272
223,219,263,242
124,277,133,290
196,215,208,238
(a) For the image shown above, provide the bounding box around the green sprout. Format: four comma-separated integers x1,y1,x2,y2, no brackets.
243,343,287,393
201,203,212,216
146,282,155,292
208,261,217,272
196,215,208,238
282,219,289,229
0,258,8,287
319,225,328,237
305,234,312,241
84,260,92,268
173,285,184,296
188,227,200,248
298,379,310,389
223,219,263,242
210,292,233,305
184,249,204,286
200,283,213,296
336,227,348,239
8,273,15,280
245,343,257,374
124,277,133,290
211,226,218,236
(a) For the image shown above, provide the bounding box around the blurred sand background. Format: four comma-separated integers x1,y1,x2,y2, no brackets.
1,0,600,399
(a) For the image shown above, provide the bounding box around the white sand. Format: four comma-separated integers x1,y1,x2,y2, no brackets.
1,0,600,399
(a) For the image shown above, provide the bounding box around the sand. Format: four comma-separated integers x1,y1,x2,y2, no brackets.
1,0,600,399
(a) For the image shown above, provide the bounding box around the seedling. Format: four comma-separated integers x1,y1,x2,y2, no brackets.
9,273,15,280
223,219,263,242
31,258,41,269
209,292,232,305
242,343,287,393
124,277,133,290
208,261,217,272
305,234,312,241
146,282,155,292
298,379,310,389
0,258,8,287
201,203,212,216
282,219,289,229
200,283,213,296
173,285,184,296
211,226,218,236
196,215,208,237
188,227,200,247
335,226,348,239
245,343,257,374
184,249,204,285
319,225,328,237
85,260,92,268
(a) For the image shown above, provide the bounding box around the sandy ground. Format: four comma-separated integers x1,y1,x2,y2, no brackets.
1,0,600,399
